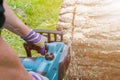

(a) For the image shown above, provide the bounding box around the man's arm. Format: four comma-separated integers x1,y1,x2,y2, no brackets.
0,36,34,80
3,1,47,54
3,1,31,37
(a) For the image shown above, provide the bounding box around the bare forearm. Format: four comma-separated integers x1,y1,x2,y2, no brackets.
0,36,33,80
3,2,31,37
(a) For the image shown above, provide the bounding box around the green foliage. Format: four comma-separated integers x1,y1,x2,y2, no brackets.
2,0,63,56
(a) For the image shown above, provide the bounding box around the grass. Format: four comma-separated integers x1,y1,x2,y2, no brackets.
2,0,63,56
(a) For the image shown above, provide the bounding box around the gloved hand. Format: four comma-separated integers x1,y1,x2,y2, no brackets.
29,71,49,80
22,30,47,55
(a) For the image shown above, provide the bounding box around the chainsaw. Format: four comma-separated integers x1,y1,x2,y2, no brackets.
19,30,71,80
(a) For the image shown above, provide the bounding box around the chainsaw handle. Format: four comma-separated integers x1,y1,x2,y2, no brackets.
34,29,63,43
23,30,63,57
23,42,45,57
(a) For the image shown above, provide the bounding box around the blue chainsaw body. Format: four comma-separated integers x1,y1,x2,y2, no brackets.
20,42,70,80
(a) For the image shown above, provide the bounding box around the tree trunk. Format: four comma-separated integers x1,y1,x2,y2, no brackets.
57,0,120,80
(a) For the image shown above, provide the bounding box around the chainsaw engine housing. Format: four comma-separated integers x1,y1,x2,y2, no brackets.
20,42,70,80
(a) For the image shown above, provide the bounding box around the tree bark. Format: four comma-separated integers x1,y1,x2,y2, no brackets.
57,0,120,79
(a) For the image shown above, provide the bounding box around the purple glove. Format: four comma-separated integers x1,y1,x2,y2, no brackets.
29,71,49,80
22,30,47,55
